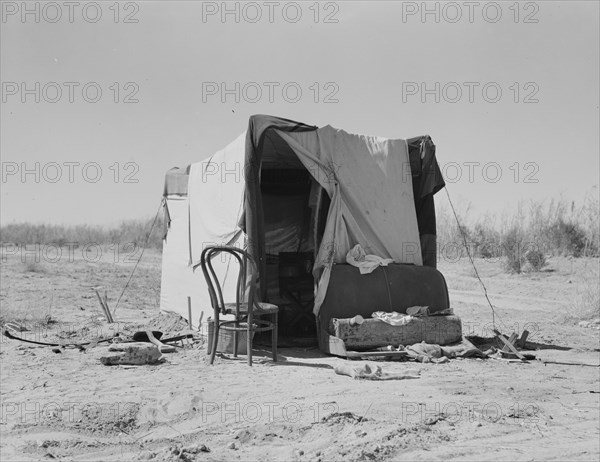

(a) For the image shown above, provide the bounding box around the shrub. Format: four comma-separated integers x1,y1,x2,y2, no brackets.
471,222,502,259
524,248,546,271
436,191,599,271
549,219,588,257
502,226,525,273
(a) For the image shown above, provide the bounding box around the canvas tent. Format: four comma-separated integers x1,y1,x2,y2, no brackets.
160,114,448,354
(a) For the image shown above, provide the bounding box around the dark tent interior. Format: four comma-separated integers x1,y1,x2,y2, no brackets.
258,130,330,341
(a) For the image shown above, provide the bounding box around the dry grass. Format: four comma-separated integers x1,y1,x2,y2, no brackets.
438,191,599,273
565,264,600,323
1,193,598,276
0,299,55,330
0,215,165,250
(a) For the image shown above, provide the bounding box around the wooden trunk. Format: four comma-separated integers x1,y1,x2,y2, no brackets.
330,315,462,350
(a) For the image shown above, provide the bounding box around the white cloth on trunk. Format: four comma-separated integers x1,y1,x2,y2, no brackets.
346,244,394,275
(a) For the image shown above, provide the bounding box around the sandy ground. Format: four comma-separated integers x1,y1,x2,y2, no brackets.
1,249,599,461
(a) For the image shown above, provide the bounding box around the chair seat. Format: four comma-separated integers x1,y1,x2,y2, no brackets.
223,302,278,315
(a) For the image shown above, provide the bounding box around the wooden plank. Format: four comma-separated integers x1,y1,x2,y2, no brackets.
501,332,518,352
517,330,529,348
501,351,536,360
493,330,528,362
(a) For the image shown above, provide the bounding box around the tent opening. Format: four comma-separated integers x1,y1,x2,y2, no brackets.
260,165,327,341
257,128,336,341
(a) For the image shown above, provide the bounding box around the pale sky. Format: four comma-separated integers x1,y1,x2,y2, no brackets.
1,1,598,225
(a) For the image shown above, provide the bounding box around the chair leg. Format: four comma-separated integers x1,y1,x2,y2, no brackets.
247,320,253,366
233,320,239,358
206,322,211,356
272,312,278,362
209,321,219,365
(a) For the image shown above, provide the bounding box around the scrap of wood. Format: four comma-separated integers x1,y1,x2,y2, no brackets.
146,330,176,353
94,290,110,320
496,336,528,362
493,330,528,362
501,332,518,352
103,290,114,323
103,291,114,323
93,289,114,323
517,330,529,348
502,352,536,360
161,333,195,344
541,360,600,367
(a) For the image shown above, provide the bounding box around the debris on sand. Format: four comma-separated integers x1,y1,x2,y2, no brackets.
147,311,191,337
334,362,421,380
100,343,163,365
321,412,370,425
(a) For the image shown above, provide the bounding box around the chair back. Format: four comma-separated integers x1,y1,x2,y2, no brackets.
199,246,258,317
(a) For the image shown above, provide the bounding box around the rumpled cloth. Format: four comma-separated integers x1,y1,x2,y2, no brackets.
334,362,420,380
372,311,414,326
407,342,443,358
346,244,394,274
405,340,486,363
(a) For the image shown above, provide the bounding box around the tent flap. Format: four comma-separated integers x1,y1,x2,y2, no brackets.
277,126,422,315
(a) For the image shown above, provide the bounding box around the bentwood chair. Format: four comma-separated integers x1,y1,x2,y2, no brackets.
198,246,278,366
